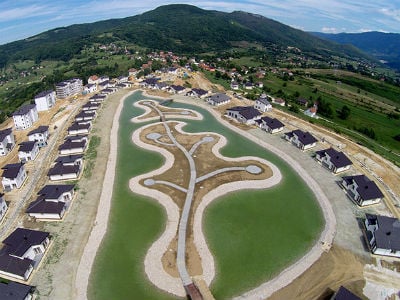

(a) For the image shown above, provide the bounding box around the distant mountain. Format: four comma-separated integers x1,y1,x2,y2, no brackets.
312,31,400,70
0,4,373,68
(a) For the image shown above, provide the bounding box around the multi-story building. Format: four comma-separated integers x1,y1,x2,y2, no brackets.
34,90,56,111
55,78,83,99
0,128,15,156
12,104,38,130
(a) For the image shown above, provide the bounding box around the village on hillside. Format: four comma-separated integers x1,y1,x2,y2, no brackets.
0,50,399,299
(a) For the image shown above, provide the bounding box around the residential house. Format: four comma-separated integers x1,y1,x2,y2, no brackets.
304,104,318,118
27,126,49,148
243,82,253,90
65,134,88,143
256,82,264,88
13,104,38,130
58,139,87,155
226,106,262,125
315,148,352,173
67,122,91,136
1,163,27,192
27,184,75,220
55,154,83,167
230,81,239,90
341,175,384,206
128,68,137,77
48,163,81,181
98,80,110,90
18,141,40,163
139,78,159,89
186,88,208,98
206,93,231,106
89,94,107,102
331,286,361,300
82,102,100,112
0,281,34,300
168,85,185,94
83,84,97,94
0,128,15,156
34,90,56,112
0,228,50,281
100,88,117,95
364,214,400,258
284,129,317,150
116,82,131,89
75,111,96,122
0,193,8,223
254,96,272,112
55,78,83,99
259,116,284,134
117,75,129,83
98,76,109,84
272,97,285,106
87,75,99,84
297,98,308,107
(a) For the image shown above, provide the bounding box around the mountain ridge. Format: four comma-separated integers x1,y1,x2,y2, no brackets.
0,4,374,68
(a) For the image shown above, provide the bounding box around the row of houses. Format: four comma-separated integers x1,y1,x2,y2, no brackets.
201,88,398,259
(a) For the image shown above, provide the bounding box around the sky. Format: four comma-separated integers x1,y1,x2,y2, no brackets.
0,0,399,45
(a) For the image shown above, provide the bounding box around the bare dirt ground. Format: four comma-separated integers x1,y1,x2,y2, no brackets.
269,245,369,300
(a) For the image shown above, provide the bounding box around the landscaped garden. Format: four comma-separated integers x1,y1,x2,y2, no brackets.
88,91,324,299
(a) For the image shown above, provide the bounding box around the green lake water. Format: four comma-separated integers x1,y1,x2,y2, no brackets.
88,91,323,300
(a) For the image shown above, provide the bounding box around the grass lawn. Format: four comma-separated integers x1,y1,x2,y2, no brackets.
88,91,324,299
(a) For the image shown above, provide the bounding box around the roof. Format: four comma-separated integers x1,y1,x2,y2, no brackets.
1,163,24,179
343,175,383,200
316,148,352,168
366,214,400,251
12,104,36,117
256,97,271,106
170,85,185,91
26,196,66,215
0,281,33,300
76,111,95,118
297,98,308,105
59,140,86,151
209,93,230,103
68,123,91,132
2,228,49,257
292,129,317,145
47,163,80,176
192,88,207,95
34,90,54,99
333,286,361,300
18,141,37,152
38,184,75,199
27,125,49,136
89,94,106,100
261,116,284,129
55,154,83,164
0,255,33,278
65,134,88,142
227,106,261,120
0,128,12,141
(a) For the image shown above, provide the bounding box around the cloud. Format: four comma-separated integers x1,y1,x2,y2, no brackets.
0,4,51,22
321,27,339,34
379,8,400,22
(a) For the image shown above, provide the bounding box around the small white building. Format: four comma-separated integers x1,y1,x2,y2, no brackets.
272,97,285,107
55,154,84,167
18,141,40,163
0,228,50,281
48,163,81,181
26,184,75,220
226,106,262,125
258,116,284,133
254,96,272,112
83,84,97,94
315,148,352,174
75,110,96,122
59,140,87,155
364,214,400,258
1,163,27,192
82,102,100,112
12,104,38,130
0,128,15,156
206,93,231,106
243,82,253,90
284,129,317,150
230,81,239,90
88,75,99,85
341,175,383,206
34,90,56,112
27,125,49,148
0,193,8,223
67,122,91,136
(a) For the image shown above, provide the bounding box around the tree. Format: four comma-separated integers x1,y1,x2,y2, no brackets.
339,105,351,120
